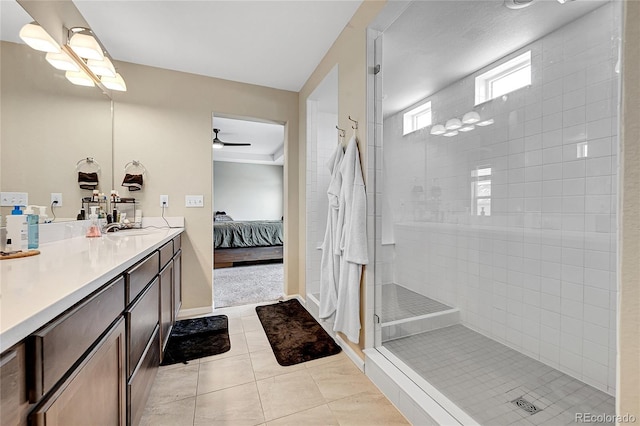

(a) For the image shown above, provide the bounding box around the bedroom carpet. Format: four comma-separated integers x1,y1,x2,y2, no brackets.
255,299,342,366
213,262,284,308
161,315,230,366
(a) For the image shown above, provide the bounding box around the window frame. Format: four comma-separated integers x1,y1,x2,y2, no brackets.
471,167,492,217
403,101,432,135
475,51,532,105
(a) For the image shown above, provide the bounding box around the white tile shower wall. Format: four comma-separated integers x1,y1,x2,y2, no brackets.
381,4,619,394
305,104,338,298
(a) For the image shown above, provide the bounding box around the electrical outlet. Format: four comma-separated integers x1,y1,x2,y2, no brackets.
0,192,28,207
51,193,63,207
185,195,204,208
160,195,169,208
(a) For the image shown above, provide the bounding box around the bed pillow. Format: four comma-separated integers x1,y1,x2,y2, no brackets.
214,214,234,222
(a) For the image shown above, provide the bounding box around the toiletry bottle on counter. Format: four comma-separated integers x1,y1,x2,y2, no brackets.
6,206,28,251
86,206,102,238
38,206,49,224
24,206,39,249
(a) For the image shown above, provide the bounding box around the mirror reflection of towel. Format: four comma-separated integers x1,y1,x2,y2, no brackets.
122,173,143,191
78,171,99,190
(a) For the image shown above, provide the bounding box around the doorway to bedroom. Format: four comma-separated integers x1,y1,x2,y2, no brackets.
212,115,285,308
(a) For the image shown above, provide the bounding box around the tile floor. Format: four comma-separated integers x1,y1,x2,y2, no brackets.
141,302,410,426
381,284,452,322
384,325,616,426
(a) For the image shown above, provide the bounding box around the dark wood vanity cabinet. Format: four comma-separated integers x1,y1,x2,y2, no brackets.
159,260,174,359
0,231,184,426
173,235,182,320
30,318,126,426
1,344,29,426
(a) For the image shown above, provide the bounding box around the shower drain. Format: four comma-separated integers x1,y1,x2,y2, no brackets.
512,397,541,415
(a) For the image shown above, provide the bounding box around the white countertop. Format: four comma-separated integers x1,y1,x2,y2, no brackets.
0,227,183,353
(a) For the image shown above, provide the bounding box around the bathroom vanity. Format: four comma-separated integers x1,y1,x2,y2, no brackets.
0,227,183,425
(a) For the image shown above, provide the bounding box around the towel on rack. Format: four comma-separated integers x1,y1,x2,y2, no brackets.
78,171,99,190
122,173,143,191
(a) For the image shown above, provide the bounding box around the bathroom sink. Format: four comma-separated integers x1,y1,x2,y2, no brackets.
104,229,156,237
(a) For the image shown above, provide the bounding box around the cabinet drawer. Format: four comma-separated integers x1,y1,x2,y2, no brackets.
1,344,28,426
159,261,174,357
173,234,181,253
159,240,173,269
126,252,159,305
173,250,182,318
29,277,125,400
128,325,160,426
30,317,126,426
126,278,159,378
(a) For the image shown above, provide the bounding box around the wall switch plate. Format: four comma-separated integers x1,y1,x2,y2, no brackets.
0,192,28,207
185,195,204,208
51,193,63,207
160,195,169,208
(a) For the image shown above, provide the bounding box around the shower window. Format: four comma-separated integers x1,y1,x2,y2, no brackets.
475,50,531,105
471,167,491,216
402,101,432,135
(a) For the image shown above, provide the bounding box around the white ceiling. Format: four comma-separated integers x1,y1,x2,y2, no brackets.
381,0,609,117
72,0,363,93
2,0,611,162
1,0,362,164
212,117,285,165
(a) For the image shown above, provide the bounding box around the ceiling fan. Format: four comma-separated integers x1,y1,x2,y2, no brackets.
212,128,252,150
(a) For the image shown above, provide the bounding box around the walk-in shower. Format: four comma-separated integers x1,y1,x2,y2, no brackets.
372,1,621,424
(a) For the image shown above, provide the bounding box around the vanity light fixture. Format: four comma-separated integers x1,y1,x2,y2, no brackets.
445,118,462,130
45,51,80,72
462,111,481,124
68,28,104,60
18,23,60,53
18,22,126,92
430,124,446,135
100,73,127,92
65,70,95,87
87,56,116,77
476,118,495,126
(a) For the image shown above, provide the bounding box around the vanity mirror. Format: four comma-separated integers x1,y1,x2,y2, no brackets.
0,2,113,222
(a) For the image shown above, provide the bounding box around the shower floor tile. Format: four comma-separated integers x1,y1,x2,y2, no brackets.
384,325,615,425
381,283,452,322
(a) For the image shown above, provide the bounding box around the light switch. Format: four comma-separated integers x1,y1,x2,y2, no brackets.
185,195,204,208
0,192,28,207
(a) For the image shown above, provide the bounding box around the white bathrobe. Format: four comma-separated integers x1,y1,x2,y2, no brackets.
319,142,344,319
333,135,368,343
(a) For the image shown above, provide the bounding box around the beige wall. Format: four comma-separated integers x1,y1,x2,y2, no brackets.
298,0,387,356
618,0,640,420
111,61,299,311
1,41,113,220
213,162,284,221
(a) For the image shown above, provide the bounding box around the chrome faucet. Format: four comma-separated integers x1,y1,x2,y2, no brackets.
102,222,124,233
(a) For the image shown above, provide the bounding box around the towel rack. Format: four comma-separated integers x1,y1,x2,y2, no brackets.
124,160,147,176
75,157,101,173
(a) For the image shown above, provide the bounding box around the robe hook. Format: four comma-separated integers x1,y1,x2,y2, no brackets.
336,126,346,138
348,116,358,130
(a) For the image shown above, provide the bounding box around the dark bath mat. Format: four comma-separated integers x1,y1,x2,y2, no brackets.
161,315,230,366
255,299,341,366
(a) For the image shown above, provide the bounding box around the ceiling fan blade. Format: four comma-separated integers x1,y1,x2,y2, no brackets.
222,142,252,146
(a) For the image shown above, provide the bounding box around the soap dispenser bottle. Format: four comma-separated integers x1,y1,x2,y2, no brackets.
86,206,102,238
24,206,39,249
6,206,28,251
